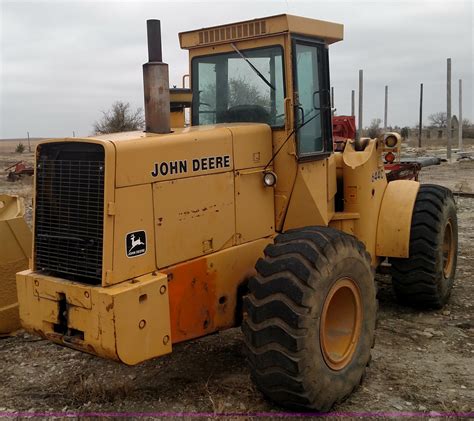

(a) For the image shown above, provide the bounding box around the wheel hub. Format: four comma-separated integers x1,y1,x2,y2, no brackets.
320,277,362,371
443,219,455,278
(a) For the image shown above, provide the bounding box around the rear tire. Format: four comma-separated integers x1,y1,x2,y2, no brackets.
390,184,458,309
242,226,376,411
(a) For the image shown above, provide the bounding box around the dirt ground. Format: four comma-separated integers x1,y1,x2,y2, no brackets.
0,139,473,416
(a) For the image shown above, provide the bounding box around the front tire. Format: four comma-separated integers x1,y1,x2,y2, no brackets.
390,184,458,309
242,226,376,411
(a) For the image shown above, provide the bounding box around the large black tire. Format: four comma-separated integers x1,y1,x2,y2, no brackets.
390,184,458,309
242,226,376,411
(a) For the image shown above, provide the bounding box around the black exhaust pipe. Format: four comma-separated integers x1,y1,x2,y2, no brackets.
143,19,170,134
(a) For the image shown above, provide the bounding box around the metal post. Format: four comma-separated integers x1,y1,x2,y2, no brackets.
27,131,31,152
459,79,463,151
358,70,363,140
447,58,452,160
384,85,388,130
418,83,423,148
351,90,355,117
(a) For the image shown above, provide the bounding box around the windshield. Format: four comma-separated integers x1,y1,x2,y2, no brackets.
191,46,285,127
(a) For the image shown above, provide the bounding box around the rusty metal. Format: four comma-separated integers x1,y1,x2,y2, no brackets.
143,19,170,134
5,161,34,181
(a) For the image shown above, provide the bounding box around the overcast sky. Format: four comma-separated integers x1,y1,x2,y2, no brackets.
0,0,472,138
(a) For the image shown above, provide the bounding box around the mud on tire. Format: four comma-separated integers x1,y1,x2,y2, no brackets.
390,184,458,309
242,226,376,411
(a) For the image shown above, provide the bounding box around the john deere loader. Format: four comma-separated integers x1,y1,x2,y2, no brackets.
16,15,457,410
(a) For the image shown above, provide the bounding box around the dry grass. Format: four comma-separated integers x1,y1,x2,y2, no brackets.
67,374,135,404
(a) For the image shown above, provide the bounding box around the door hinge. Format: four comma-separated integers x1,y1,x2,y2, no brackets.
107,202,116,216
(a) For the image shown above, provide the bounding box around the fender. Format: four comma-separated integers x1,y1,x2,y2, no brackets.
376,180,420,258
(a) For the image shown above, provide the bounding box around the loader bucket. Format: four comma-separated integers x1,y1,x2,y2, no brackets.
0,195,31,335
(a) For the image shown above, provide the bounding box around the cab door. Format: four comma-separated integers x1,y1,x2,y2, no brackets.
281,37,336,231
292,38,333,160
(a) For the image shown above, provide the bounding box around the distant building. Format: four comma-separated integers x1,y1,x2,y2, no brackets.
408,115,459,141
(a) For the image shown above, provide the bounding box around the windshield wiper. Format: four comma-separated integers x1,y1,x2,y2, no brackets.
230,43,275,91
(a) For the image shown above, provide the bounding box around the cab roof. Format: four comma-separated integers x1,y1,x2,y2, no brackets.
179,14,343,49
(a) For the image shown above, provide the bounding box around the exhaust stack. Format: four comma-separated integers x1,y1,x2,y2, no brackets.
143,19,170,134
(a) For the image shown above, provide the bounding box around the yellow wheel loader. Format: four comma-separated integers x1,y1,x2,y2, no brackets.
16,15,458,410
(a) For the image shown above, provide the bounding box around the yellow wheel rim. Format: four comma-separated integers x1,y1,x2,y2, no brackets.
320,277,362,371
443,219,455,278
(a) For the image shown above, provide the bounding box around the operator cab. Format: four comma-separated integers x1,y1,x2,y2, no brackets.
179,14,343,160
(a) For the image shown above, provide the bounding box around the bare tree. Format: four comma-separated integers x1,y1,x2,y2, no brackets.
428,111,447,128
93,101,144,134
401,127,409,139
200,77,270,109
228,78,270,108
367,118,383,138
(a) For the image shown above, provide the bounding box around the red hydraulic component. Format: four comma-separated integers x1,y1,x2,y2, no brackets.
4,161,34,181
385,162,422,181
332,115,356,151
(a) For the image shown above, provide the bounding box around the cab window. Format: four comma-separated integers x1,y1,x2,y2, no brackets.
191,46,285,127
293,39,332,158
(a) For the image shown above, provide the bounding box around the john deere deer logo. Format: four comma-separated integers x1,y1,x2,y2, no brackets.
126,231,147,258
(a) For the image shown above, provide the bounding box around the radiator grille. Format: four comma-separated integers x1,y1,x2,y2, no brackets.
35,142,105,284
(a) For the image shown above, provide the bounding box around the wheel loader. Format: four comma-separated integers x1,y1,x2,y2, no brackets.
16,14,458,411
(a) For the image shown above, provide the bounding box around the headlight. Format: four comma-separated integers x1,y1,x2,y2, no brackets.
385,135,398,148
263,171,277,187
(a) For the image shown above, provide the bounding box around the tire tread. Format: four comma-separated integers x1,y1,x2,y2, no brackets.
390,184,457,308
